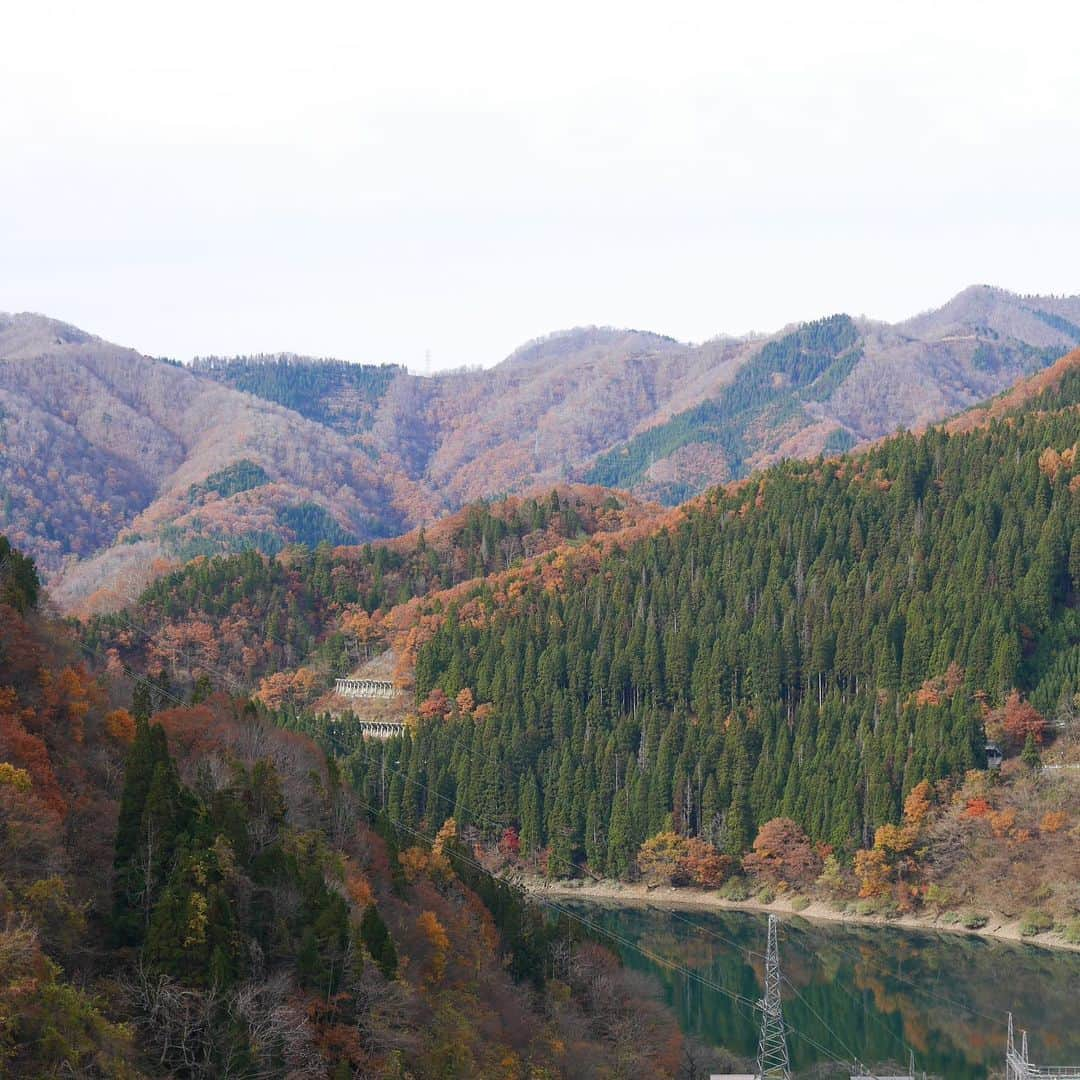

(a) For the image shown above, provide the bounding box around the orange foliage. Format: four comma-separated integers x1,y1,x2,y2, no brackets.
418,688,452,721
853,848,891,898
743,818,821,887
38,665,100,745
903,781,934,829
104,708,136,743
345,867,375,909
853,821,919,902
995,691,1047,750
1038,444,1076,480
255,666,319,710
911,663,965,708
0,687,67,818
399,846,431,883
988,808,1017,839
636,831,731,887
679,837,731,887
1040,810,1068,833
340,606,380,643
963,797,992,819
872,823,917,858
416,910,450,985
432,817,457,856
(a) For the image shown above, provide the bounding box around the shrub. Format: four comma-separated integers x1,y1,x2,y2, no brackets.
791,896,811,912
815,853,846,898
1020,910,1054,937
961,912,988,930
757,886,776,905
940,911,960,925
851,897,900,919
923,884,953,909
1061,920,1080,945
721,878,750,902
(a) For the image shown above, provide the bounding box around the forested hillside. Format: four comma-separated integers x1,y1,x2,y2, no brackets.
81,486,660,710
586,314,862,499
1,537,693,1077
343,350,1080,898
6,286,1080,614
0,314,432,613
192,354,402,436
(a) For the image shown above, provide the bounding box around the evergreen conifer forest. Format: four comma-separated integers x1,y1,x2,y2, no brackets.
343,368,1080,877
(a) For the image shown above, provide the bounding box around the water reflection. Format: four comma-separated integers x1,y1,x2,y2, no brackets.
563,901,1080,1078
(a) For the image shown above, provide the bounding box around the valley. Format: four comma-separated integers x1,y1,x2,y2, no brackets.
558,902,1080,1078
2,299,1080,1077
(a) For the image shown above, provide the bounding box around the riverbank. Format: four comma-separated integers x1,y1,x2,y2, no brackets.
522,876,1080,954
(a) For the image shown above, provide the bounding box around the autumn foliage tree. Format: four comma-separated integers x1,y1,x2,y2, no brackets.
416,910,450,985
743,818,821,888
418,688,452,721
636,831,730,887
852,782,935,903
992,690,1048,751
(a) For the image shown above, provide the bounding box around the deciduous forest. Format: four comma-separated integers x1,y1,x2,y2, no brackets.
1,538,694,1077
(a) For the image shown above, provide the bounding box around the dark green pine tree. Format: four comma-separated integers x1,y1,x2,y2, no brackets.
112,719,179,945
519,770,542,857
1021,732,1043,772
360,903,398,979
606,788,635,877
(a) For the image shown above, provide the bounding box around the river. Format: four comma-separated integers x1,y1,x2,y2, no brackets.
562,900,1080,1078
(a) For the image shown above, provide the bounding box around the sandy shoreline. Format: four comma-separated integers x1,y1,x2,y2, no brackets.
521,877,1080,955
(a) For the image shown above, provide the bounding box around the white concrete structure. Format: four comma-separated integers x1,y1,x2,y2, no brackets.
329,718,406,741
335,678,397,700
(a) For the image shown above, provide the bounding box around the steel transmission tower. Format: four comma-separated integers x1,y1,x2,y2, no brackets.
756,914,792,1080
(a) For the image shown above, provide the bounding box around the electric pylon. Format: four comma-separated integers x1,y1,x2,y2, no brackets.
756,914,792,1079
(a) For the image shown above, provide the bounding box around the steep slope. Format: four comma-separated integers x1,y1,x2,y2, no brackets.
0,537,690,1078
195,287,1080,511
197,327,745,503
0,314,434,610
361,348,1080,918
79,484,664,709
589,286,1080,500
6,285,1080,612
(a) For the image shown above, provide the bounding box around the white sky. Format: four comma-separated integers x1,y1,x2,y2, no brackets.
2,0,1078,370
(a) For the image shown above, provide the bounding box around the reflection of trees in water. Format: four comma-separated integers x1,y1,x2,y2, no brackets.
565,903,1080,1079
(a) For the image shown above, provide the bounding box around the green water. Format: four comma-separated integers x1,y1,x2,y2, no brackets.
564,901,1080,1078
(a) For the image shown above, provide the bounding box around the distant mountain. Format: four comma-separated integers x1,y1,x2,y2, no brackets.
2,285,1078,611
0,314,436,610
586,286,1080,500
194,286,1080,508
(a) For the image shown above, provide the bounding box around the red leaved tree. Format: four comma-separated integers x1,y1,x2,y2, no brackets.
742,818,821,888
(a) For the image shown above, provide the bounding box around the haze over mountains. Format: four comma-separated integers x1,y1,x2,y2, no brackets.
2,284,1078,611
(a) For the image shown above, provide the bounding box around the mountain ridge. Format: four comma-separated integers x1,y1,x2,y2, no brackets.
3,284,1079,611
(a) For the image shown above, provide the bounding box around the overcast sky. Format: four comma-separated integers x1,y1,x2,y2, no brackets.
2,0,1078,371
